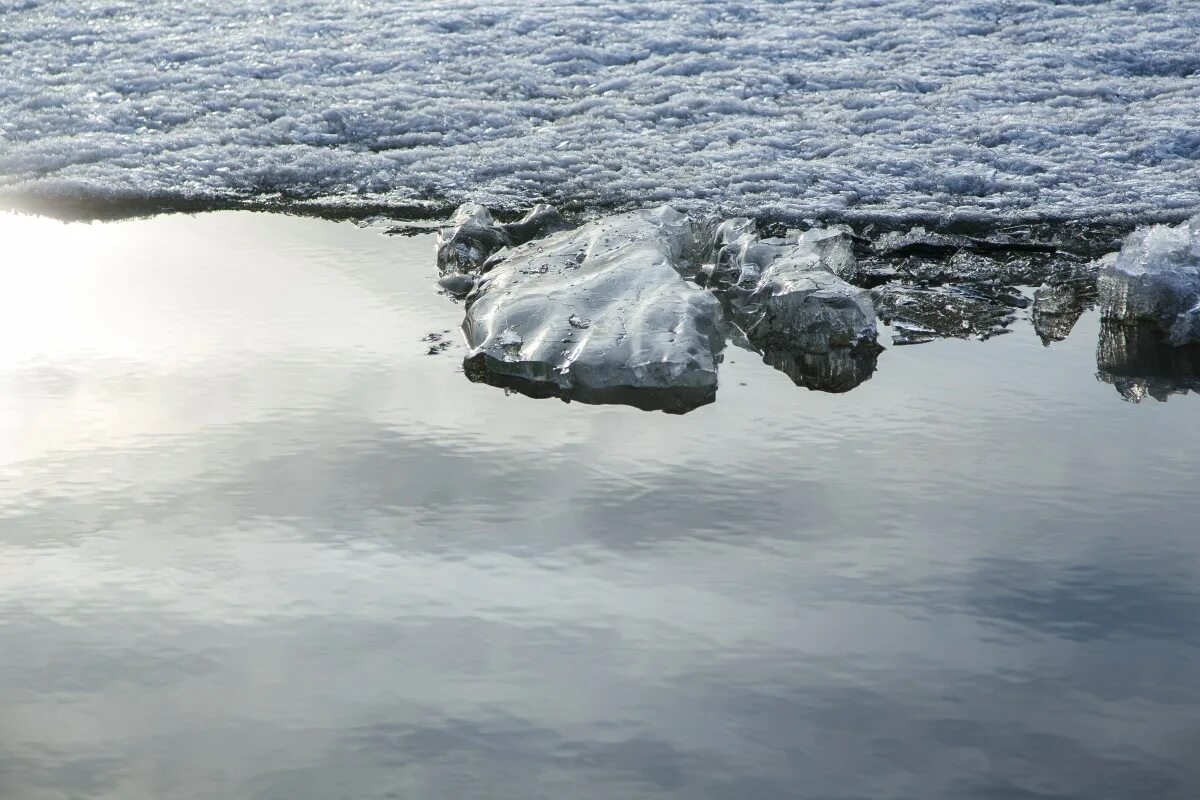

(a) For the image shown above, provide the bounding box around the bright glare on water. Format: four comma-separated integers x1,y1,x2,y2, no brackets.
1,211,1198,800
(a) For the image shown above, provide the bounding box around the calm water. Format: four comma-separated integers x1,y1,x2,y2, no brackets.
1,211,1198,800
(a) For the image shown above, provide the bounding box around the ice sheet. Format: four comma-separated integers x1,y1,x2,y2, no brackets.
3,1,1199,223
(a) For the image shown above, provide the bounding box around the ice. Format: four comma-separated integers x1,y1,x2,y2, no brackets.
1031,282,1085,345
436,203,504,273
857,229,1078,289
1099,216,1200,346
706,226,879,389
437,272,481,298
437,203,564,273
727,254,876,354
1030,262,1099,345
3,1,1199,224
708,228,872,349
873,283,1023,345
460,206,723,413
874,228,1058,260
709,227,858,289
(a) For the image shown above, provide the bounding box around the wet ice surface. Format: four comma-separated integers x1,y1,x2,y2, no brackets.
1099,216,1200,346
3,211,1200,800
3,1,1200,223
460,208,724,413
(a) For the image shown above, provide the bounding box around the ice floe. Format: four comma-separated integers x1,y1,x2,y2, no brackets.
460,206,725,413
1099,216,1200,346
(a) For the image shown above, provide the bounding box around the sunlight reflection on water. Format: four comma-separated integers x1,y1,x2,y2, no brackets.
1,211,1198,800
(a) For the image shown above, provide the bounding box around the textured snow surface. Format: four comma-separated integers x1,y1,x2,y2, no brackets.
3,0,1200,222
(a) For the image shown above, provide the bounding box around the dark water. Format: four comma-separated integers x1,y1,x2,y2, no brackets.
2,211,1198,800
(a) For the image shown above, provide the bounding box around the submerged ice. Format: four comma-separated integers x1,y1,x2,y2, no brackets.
3,1,1199,223
1096,321,1200,403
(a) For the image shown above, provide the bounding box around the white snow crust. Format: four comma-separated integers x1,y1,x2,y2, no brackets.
2,0,1199,222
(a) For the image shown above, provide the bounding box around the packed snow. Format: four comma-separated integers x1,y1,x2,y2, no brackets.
3,1,1200,223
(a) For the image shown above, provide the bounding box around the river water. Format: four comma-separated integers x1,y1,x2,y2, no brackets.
1,211,1197,799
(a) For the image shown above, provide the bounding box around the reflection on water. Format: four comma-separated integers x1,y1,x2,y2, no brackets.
2,211,1199,800
873,283,1025,345
1096,321,1200,402
755,344,879,394
463,355,719,414
1032,284,1086,345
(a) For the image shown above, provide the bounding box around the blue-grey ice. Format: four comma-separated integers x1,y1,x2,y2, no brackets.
710,226,876,353
460,206,724,412
3,1,1198,224
1099,215,1200,346
437,203,564,273
451,204,888,406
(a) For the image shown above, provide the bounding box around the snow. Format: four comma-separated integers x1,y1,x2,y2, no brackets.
3,1,1199,223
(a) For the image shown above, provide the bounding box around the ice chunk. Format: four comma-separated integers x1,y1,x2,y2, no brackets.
437,272,481,298
875,228,976,259
462,207,723,413
874,227,1058,260
436,202,568,274
703,226,879,391
710,228,874,351
1099,216,1200,346
798,228,860,282
499,204,567,249
859,249,1059,289
714,217,756,248
711,227,859,289
732,263,876,353
436,203,509,273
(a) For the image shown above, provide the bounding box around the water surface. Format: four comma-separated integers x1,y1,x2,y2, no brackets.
2,211,1198,800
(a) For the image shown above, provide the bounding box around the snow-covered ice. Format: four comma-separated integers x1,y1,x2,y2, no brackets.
3,1,1199,223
